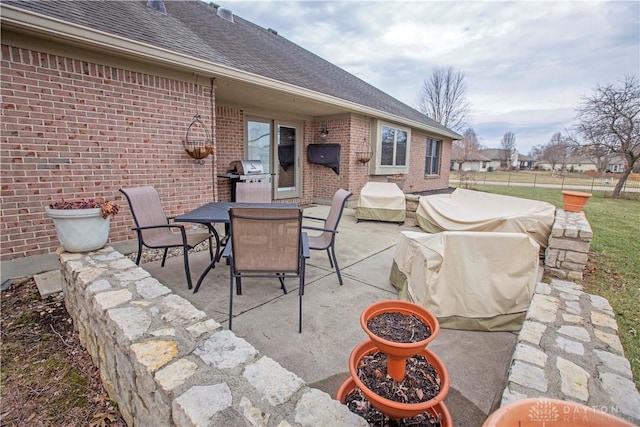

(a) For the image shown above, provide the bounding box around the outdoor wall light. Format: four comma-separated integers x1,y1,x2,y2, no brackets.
320,127,329,139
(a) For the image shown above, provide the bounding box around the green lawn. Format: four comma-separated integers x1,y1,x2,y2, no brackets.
463,184,640,389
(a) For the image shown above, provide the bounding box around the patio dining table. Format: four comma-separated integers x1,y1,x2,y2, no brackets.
175,201,296,292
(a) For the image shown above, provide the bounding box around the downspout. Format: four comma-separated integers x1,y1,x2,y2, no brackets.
210,77,216,200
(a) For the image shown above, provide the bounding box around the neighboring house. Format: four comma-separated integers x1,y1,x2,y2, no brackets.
535,155,626,173
478,148,519,170
0,0,461,261
449,151,492,172
451,148,529,172
517,154,535,170
604,155,627,173
536,156,596,172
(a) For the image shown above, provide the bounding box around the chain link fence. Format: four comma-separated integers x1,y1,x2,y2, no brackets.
450,170,640,196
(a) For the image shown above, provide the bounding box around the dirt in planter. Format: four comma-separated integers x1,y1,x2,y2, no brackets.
367,312,432,343
358,352,440,404
345,386,442,427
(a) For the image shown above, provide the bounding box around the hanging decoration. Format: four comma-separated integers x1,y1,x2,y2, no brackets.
182,76,214,164
356,137,372,164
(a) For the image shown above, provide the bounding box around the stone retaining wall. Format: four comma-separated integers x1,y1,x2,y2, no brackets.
58,248,366,427
499,279,640,424
544,209,593,281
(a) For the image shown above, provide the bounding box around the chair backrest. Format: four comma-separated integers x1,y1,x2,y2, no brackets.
119,186,172,244
229,207,302,274
324,188,352,232
235,182,271,203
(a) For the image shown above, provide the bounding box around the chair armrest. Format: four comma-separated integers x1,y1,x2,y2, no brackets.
302,215,325,222
301,225,337,234
222,240,233,258
301,232,310,258
132,224,185,232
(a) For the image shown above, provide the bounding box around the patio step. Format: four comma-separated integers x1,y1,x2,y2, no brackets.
34,269,63,298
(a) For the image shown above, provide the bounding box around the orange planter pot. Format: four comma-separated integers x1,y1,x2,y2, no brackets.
360,299,440,381
562,190,592,212
348,340,450,420
483,398,635,427
337,376,453,426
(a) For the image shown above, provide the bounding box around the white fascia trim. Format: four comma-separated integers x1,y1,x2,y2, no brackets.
1,5,460,140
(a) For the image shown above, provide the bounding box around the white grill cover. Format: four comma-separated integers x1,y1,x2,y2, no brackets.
391,230,540,331
415,188,555,248
355,182,406,223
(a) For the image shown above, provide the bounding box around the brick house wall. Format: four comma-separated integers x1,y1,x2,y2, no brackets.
306,116,355,202
303,116,454,201
1,43,454,262
214,106,244,202
1,45,216,261
407,131,452,192
214,106,315,206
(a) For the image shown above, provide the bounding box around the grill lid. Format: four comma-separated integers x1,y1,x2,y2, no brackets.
230,160,264,175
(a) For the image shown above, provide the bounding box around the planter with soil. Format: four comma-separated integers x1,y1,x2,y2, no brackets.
338,300,451,426
361,300,440,381
45,198,119,253
338,377,452,427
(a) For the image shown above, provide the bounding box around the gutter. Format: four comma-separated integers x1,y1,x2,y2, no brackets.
0,4,461,140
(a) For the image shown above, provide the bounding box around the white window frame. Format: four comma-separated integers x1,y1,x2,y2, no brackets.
373,121,410,175
425,138,442,176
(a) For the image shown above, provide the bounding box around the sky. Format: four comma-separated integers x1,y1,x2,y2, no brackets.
218,0,639,155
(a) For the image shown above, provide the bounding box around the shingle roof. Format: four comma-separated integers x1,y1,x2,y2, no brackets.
450,152,491,162
2,0,460,138
479,149,506,160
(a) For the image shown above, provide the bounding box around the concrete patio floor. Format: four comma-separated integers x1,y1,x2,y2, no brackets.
140,205,518,426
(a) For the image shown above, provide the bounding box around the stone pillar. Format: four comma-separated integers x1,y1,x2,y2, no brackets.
545,209,593,281
405,194,419,218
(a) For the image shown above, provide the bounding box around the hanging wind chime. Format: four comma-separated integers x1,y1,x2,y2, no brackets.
182,76,213,164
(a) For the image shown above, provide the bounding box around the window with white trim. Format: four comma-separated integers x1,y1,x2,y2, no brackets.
425,138,442,175
375,122,410,174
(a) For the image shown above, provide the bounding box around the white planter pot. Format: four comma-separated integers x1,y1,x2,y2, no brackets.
45,207,110,252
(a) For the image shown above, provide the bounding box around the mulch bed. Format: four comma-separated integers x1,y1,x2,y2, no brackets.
0,278,126,427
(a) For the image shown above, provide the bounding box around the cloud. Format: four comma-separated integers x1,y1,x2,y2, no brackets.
221,0,639,153
471,107,578,153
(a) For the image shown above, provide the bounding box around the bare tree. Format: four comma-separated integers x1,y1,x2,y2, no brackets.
451,128,482,171
543,132,571,175
573,143,611,173
499,131,517,169
416,66,470,131
575,75,640,197
530,144,544,160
